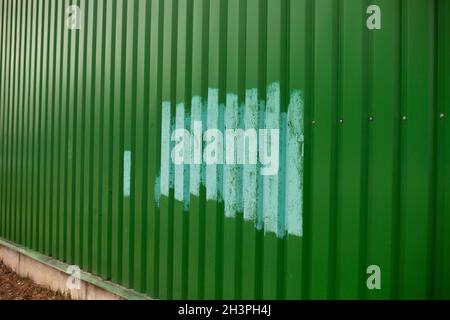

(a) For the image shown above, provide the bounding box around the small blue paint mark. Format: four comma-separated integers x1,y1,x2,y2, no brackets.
154,175,161,207
123,151,131,197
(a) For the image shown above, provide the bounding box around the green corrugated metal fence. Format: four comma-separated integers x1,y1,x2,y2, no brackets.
0,0,449,299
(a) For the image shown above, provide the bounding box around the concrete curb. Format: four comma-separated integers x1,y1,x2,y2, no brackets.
0,238,152,300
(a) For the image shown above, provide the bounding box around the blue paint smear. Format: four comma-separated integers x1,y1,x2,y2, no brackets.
154,82,304,238
123,151,132,197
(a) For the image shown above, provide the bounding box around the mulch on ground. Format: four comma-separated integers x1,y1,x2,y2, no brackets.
0,260,70,300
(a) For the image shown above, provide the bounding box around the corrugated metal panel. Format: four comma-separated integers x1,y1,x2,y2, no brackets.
0,0,449,299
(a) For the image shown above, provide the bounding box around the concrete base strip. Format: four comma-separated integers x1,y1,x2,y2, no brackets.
0,238,151,300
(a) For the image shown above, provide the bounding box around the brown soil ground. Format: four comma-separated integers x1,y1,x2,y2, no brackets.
0,261,70,300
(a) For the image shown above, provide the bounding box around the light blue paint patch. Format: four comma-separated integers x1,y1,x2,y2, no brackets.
170,120,176,191
217,102,225,203
263,82,280,235
154,82,304,238
286,90,304,237
183,110,192,211
200,100,208,188
172,103,187,202
224,93,240,218
243,88,258,221
160,102,171,197
123,151,132,197
278,112,287,237
189,96,203,197
255,99,266,231
172,103,192,211
206,88,219,201
236,102,244,215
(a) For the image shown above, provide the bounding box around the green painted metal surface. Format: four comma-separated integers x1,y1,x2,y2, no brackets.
0,0,449,299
